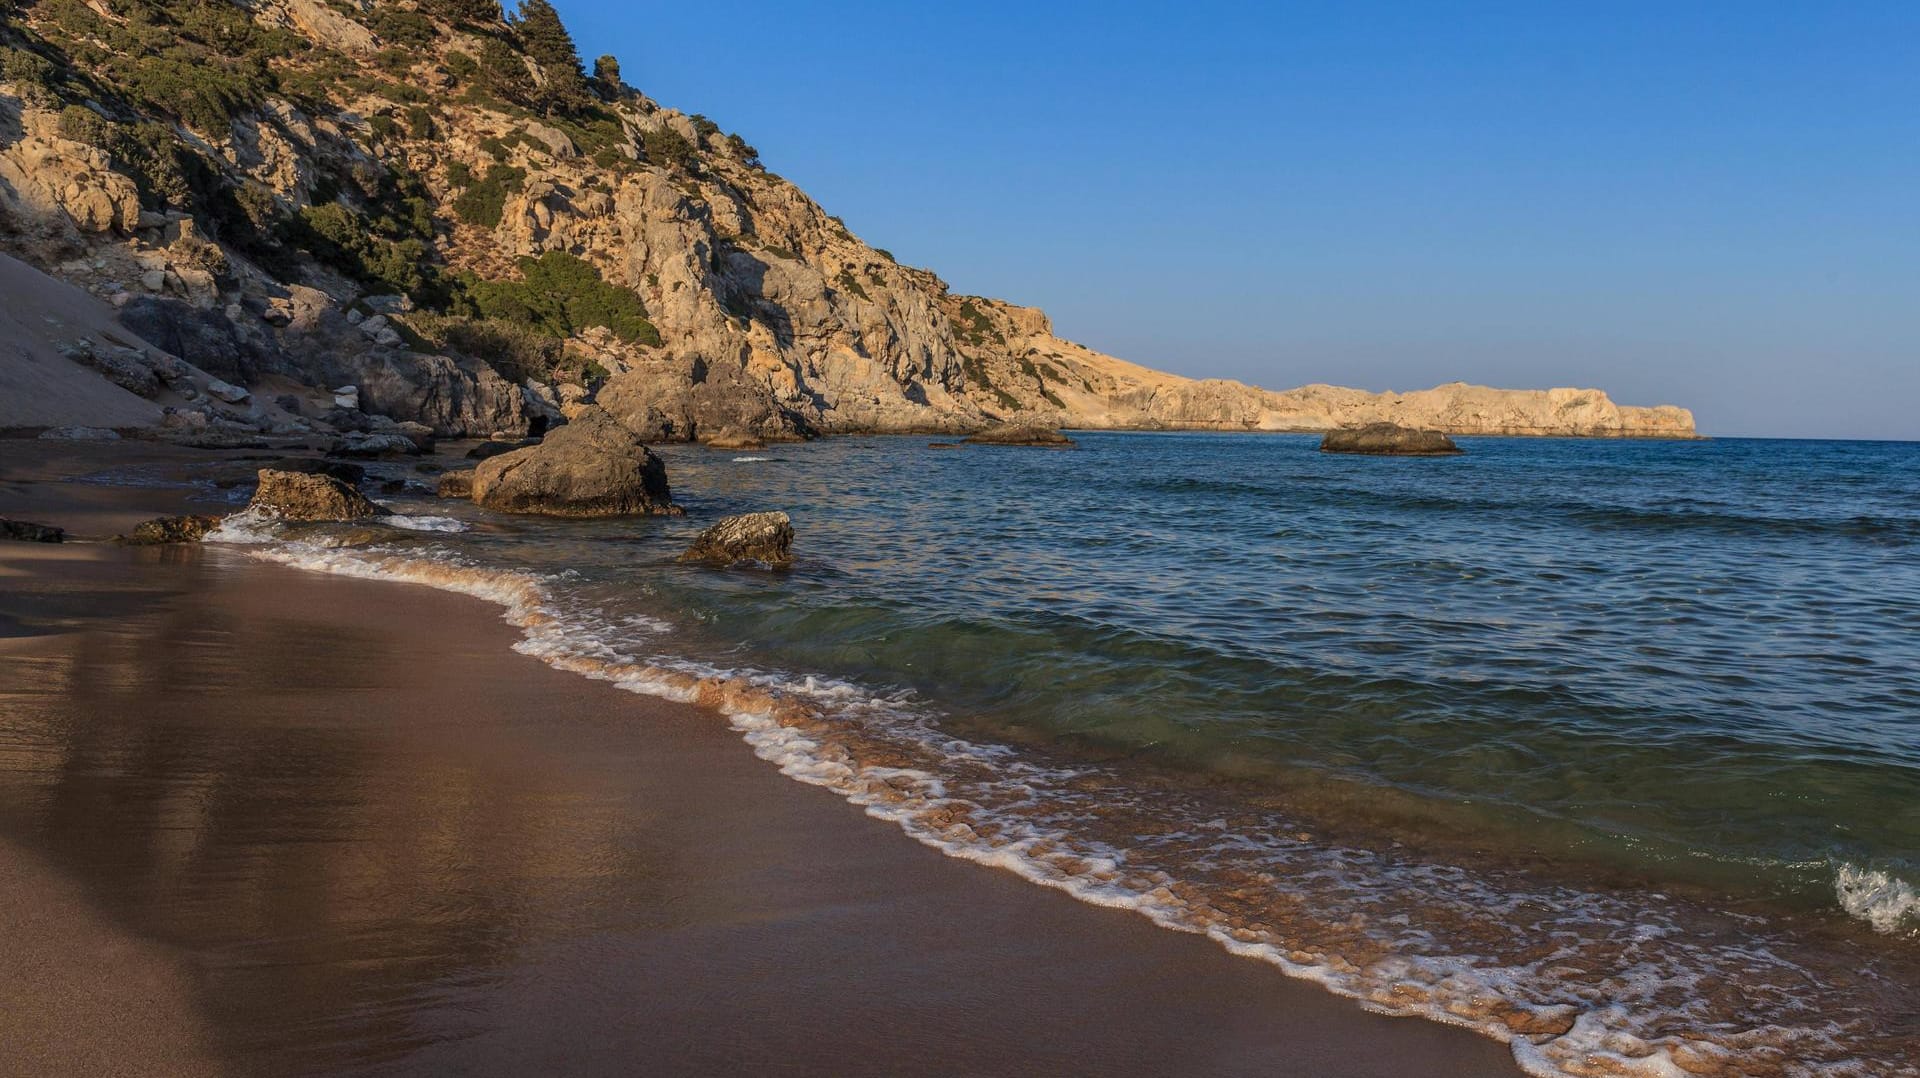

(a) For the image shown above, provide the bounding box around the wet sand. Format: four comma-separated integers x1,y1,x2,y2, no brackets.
0,450,1520,1077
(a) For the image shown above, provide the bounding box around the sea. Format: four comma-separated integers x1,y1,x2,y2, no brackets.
212,432,1920,1077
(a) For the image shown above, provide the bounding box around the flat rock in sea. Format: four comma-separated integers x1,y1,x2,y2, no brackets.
961,425,1075,447
118,514,221,544
1,518,64,543
265,457,366,486
243,469,386,522
471,406,679,518
1320,423,1463,456
678,511,794,568
465,438,537,461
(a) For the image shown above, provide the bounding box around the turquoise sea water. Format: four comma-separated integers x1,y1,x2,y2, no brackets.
225,433,1920,1075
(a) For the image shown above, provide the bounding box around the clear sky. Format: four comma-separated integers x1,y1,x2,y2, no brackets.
555,1,1918,439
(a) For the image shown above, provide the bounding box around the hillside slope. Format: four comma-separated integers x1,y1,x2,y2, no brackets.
0,0,1695,440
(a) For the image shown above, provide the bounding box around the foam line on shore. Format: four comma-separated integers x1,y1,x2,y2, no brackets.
213,533,1901,1078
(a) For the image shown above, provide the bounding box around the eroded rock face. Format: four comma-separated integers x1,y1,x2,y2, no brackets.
243,469,385,521
961,426,1074,447
1320,424,1463,456
119,514,221,544
470,407,679,517
1,519,65,543
677,511,793,568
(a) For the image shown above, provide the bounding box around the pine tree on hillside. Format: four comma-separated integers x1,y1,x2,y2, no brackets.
591,53,621,100
510,0,591,116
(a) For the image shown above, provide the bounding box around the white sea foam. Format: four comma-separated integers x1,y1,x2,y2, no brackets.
1835,864,1920,935
209,536,1912,1078
380,514,470,532
732,455,772,462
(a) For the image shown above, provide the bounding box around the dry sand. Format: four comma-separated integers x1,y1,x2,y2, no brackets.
0,447,1521,1077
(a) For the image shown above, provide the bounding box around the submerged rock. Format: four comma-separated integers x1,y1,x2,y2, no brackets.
470,406,679,517
961,426,1074,447
678,511,794,568
700,429,767,451
1320,424,1463,456
436,469,476,498
1,518,64,543
119,514,221,544
243,469,385,522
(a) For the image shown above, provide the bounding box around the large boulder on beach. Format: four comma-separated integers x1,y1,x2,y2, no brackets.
1,518,64,543
678,511,794,568
1320,423,1463,456
961,425,1074,447
118,515,220,544
470,406,680,517
244,469,386,522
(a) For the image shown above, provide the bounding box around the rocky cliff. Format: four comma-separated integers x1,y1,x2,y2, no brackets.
0,0,1695,441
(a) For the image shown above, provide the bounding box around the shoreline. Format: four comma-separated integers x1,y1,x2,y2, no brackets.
0,452,1522,1076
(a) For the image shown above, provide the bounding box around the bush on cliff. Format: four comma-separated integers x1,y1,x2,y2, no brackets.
452,163,526,228
454,252,661,346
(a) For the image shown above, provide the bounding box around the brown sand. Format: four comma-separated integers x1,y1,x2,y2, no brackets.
0,454,1521,1077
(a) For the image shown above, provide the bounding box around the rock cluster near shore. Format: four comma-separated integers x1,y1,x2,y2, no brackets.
678,512,794,568
245,470,385,522
118,515,221,544
1321,424,1464,456
1,518,65,543
470,407,680,518
961,426,1075,447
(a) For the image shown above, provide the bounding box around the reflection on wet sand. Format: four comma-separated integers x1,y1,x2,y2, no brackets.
0,543,1517,1076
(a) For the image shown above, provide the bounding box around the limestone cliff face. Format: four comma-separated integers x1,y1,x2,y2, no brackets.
0,1,1694,441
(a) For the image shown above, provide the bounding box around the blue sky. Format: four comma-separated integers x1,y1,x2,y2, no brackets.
556,2,1918,438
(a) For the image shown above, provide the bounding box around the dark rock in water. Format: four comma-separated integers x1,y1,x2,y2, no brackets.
1,518,64,543
436,470,476,498
275,394,304,416
243,470,385,522
961,425,1074,447
471,406,680,518
329,432,422,458
119,515,220,544
266,457,366,485
678,511,794,568
466,438,537,460
1320,424,1463,456
927,442,964,449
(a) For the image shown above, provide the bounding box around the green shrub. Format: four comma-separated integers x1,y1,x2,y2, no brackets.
406,106,434,138
444,50,478,81
0,45,58,103
446,160,473,187
640,126,695,171
368,114,399,140
369,7,436,47
455,252,660,346
451,163,525,227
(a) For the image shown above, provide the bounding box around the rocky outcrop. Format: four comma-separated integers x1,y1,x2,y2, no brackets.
118,514,221,544
1321,424,1463,456
469,407,680,517
1,518,65,543
678,511,794,568
243,469,385,522
962,426,1074,447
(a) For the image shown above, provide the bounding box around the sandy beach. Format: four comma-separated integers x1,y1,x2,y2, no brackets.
0,444,1520,1077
